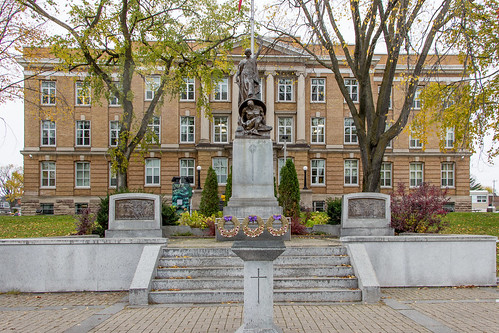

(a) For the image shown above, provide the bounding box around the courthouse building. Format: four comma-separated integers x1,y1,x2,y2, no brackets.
19,39,471,215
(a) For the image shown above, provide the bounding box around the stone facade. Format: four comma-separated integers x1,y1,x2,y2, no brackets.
19,40,471,215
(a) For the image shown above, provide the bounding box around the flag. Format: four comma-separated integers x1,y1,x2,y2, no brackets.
238,0,243,12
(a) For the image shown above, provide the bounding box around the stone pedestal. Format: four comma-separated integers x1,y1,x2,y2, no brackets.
232,241,286,333
224,138,283,219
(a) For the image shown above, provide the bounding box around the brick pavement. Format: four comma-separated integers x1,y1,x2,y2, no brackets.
1,287,497,333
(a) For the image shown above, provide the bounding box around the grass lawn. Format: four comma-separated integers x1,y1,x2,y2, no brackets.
0,215,76,238
441,212,499,274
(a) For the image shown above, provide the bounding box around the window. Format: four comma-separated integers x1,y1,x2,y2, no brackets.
214,78,229,101
311,159,325,185
277,157,293,183
75,203,88,215
311,117,325,144
278,117,293,143
256,76,264,101
412,87,422,109
385,123,393,148
76,120,91,146
313,201,325,212
180,116,195,143
109,83,121,106
40,203,54,215
344,118,358,144
109,164,117,188
476,195,487,203
180,159,195,185
213,157,228,184
41,81,56,105
213,116,229,143
41,120,56,146
409,132,423,149
344,78,358,102
75,82,91,106
145,159,160,185
110,121,120,147
278,79,293,101
409,162,424,187
75,162,90,188
441,163,455,188
145,76,160,101
445,128,455,148
311,78,325,102
148,116,161,143
344,159,359,186
181,78,195,101
380,163,392,188
40,161,56,188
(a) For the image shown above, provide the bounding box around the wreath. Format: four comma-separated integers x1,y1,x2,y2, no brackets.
217,216,240,238
242,215,265,237
266,214,289,237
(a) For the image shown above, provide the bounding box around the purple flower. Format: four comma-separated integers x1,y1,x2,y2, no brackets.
224,216,233,222
273,215,282,220
248,215,257,222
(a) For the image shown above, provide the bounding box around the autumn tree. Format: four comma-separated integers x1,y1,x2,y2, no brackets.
20,0,245,189
0,164,23,206
264,0,465,192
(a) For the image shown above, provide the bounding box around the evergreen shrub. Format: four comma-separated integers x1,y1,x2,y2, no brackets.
326,197,342,225
199,167,220,216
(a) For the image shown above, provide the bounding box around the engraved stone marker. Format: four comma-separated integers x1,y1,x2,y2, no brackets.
341,193,394,236
115,199,155,220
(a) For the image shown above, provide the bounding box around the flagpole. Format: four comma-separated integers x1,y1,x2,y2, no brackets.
250,0,255,54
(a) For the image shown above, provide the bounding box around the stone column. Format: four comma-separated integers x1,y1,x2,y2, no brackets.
265,71,275,141
296,71,306,144
232,75,240,140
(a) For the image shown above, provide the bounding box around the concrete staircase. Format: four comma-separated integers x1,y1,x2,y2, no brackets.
148,246,362,304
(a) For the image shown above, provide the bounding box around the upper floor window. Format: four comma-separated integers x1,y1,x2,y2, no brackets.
75,120,91,146
148,116,161,144
311,117,325,144
75,82,91,106
180,116,195,143
412,87,422,109
110,121,120,147
445,128,455,149
409,131,423,149
278,78,293,102
41,81,56,105
213,116,229,143
344,78,358,102
180,159,195,185
213,157,228,184
278,117,293,143
214,78,229,101
380,162,392,188
145,158,160,185
344,117,358,144
75,161,90,188
410,162,424,187
311,159,325,185
181,78,195,101
41,120,56,146
145,76,160,101
311,78,325,102
441,162,455,188
40,161,56,188
109,164,117,188
109,83,121,106
344,159,359,186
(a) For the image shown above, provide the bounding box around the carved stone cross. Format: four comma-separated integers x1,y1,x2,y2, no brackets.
250,268,267,304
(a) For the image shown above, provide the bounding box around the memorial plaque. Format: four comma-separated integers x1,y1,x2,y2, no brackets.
348,198,386,219
115,199,155,220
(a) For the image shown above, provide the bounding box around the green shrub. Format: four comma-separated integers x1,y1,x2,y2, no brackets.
162,205,179,226
94,195,110,237
199,167,220,216
326,197,342,225
307,212,330,227
178,211,208,229
278,159,300,217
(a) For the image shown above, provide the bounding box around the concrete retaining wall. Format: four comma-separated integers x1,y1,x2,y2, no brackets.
342,235,497,287
0,238,167,292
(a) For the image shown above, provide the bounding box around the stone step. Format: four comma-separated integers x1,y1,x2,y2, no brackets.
148,288,361,304
162,246,347,258
151,276,358,291
156,265,355,279
158,255,350,268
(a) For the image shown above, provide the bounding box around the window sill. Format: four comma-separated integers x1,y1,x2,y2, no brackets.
75,187,91,189
310,100,326,104
144,184,161,187
40,187,56,190
344,184,359,187
180,99,195,102
311,184,326,187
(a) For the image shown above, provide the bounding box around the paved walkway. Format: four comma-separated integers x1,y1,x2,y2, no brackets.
1,287,497,332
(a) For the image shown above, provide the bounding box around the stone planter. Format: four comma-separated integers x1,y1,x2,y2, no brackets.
311,224,340,236
162,225,212,237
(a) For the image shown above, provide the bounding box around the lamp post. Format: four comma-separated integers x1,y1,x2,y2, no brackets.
196,166,202,190
303,166,308,189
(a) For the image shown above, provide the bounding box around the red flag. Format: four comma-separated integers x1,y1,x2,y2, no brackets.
238,0,243,12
